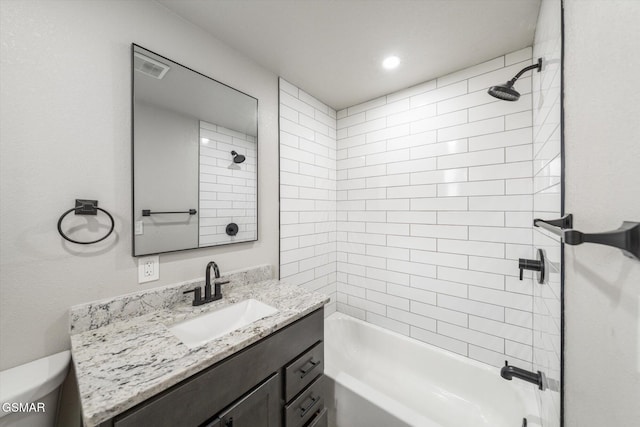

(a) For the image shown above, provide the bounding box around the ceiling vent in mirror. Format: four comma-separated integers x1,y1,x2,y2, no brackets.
134,52,170,79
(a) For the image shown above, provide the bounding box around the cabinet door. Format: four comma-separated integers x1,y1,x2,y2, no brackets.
216,373,281,427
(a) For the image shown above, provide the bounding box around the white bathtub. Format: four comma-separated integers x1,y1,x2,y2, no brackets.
324,313,540,427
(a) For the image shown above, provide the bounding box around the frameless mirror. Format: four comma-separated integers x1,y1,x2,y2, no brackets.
132,44,258,256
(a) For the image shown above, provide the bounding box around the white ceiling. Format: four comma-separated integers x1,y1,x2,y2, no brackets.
157,0,541,110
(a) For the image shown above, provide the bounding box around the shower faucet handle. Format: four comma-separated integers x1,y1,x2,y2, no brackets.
518,249,546,284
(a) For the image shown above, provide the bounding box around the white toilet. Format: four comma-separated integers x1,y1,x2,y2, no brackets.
0,350,70,427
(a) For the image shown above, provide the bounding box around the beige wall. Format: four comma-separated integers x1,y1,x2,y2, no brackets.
564,1,640,425
0,0,279,370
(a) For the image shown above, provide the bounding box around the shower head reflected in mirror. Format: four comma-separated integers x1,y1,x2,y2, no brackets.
231,151,246,164
488,58,542,101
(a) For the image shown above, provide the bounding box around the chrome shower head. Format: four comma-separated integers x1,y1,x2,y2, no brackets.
231,150,246,164
488,58,542,102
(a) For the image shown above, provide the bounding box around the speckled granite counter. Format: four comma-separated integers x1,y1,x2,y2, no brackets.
70,271,329,427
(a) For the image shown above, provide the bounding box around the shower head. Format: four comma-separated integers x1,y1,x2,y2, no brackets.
231,150,246,164
488,81,521,101
487,58,543,102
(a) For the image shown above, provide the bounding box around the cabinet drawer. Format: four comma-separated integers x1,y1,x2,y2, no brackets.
285,375,325,427
305,408,327,427
285,341,324,402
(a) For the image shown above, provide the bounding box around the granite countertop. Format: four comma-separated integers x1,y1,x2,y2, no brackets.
70,277,329,427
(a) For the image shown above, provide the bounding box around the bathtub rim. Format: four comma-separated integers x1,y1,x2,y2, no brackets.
324,311,542,427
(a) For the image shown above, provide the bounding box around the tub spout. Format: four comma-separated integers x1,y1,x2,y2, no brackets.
500,361,545,390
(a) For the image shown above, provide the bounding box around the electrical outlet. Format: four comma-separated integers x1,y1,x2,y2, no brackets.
135,221,143,235
138,255,159,283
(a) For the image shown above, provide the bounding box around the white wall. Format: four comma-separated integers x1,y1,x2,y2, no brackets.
532,1,562,425
279,78,338,315
563,1,640,425
335,49,537,368
0,0,279,370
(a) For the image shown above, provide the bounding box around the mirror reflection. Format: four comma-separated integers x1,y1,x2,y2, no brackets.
132,45,257,256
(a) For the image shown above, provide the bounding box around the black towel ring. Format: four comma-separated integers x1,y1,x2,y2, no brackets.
57,199,115,245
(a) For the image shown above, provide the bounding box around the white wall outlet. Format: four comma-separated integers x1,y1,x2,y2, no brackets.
135,221,143,235
138,255,159,283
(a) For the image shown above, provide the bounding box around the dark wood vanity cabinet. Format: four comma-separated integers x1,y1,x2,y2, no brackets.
106,308,326,427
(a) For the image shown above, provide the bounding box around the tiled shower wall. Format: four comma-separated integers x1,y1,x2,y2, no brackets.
279,78,338,314
200,121,257,246
532,0,562,425
335,49,536,368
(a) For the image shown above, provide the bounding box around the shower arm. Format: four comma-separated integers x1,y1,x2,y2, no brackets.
507,58,543,85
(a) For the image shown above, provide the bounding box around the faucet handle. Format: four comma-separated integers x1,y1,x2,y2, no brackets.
183,286,204,306
214,279,230,285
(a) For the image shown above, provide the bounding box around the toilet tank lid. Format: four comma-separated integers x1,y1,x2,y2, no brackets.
0,350,71,411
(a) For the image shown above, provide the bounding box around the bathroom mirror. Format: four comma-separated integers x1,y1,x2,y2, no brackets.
132,44,258,256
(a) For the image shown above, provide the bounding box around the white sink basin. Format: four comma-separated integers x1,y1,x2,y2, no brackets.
168,299,278,349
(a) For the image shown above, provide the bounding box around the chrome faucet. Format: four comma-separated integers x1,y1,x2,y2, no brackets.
183,261,229,306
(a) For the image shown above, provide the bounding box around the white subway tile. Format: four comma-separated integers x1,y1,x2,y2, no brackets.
388,283,437,305
411,300,468,326
505,308,533,328
438,239,505,258
411,197,468,211
506,111,533,130
469,316,532,345
348,164,387,179
411,80,468,108
469,226,533,244
437,294,505,322
506,177,533,194
438,322,504,353
348,295,386,316
366,222,410,236
387,158,436,175
365,98,411,121
411,168,468,185
506,145,533,163
280,92,314,117
437,211,504,227
438,266,504,290
388,258,437,278
505,340,533,362
299,89,331,115
346,117,386,137
388,307,437,332
387,104,437,127
279,78,299,97
347,96,387,116
411,224,468,239
411,110,467,134
349,140,386,158
366,199,409,211
367,244,410,261
468,256,521,277
388,184,437,199
411,249,468,269
438,180,504,197
468,345,527,369
387,211,437,224
469,128,532,151
468,195,532,211
468,286,532,311
366,123,411,144
410,139,468,160
438,117,504,142
367,289,410,310
366,266,410,286
366,148,411,166
388,131,437,149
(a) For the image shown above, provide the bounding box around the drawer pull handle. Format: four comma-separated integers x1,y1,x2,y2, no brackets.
299,359,321,378
299,394,319,418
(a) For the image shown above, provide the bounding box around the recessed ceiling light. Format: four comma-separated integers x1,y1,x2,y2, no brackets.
382,56,401,70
